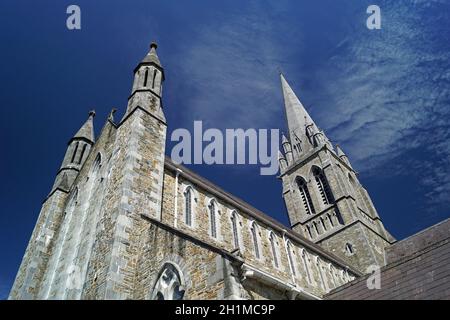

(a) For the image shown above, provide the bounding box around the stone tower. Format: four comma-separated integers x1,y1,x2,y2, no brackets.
8,112,95,299
278,74,394,272
9,42,167,299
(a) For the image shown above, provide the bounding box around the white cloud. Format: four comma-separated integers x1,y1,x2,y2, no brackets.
169,1,300,130
312,0,450,213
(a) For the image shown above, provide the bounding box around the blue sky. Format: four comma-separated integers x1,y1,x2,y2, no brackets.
1,0,449,298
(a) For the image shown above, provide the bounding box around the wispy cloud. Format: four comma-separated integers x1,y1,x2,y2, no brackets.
170,1,300,130
313,0,450,217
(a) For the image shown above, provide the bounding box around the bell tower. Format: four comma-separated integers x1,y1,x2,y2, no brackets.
278,74,395,272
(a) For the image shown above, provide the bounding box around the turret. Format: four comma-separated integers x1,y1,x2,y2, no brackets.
279,73,393,273
125,42,165,122
50,111,95,195
281,134,294,165
278,150,288,172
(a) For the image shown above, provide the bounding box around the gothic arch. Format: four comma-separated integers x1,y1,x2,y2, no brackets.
229,210,243,251
295,176,315,215
183,185,198,227
311,165,334,206
207,198,220,239
143,67,150,87
268,230,280,269
250,221,262,260
285,239,297,277
151,262,186,300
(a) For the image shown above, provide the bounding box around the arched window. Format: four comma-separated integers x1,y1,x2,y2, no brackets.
305,124,315,146
269,231,279,268
301,249,312,284
345,243,354,255
320,217,327,232
313,221,320,235
327,213,334,227
208,200,217,239
143,68,149,87
312,167,334,205
286,240,297,276
305,225,313,239
250,222,261,259
78,143,87,164
152,69,158,89
297,177,315,215
230,211,240,249
184,187,193,226
151,263,185,300
71,142,79,163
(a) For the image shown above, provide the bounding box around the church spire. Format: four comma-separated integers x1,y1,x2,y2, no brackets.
72,110,95,143
126,41,165,121
49,111,96,195
141,42,162,67
280,74,316,140
279,73,393,272
281,74,332,158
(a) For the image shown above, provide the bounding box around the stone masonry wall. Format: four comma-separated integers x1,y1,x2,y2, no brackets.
282,146,391,273
9,190,68,299
158,161,359,299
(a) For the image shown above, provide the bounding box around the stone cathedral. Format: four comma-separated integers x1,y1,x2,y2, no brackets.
9,42,449,300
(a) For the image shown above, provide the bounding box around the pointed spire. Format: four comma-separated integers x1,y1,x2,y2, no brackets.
280,74,316,140
73,110,95,143
140,41,162,68
336,144,346,158
281,134,293,164
278,150,288,172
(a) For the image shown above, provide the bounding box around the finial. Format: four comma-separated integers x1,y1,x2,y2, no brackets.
89,110,96,118
150,41,158,50
277,66,283,75
108,108,117,122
